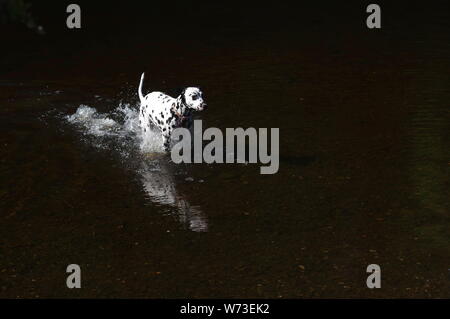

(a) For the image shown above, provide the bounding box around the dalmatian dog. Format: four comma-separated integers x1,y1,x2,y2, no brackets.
138,72,207,151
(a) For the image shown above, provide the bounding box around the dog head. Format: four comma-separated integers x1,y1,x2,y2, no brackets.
181,87,207,111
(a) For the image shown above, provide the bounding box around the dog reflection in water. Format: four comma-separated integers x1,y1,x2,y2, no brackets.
139,154,207,232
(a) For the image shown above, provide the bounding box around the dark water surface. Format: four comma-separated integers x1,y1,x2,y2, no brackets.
1,1,449,297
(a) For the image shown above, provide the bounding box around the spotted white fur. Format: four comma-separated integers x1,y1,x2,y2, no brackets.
138,73,206,151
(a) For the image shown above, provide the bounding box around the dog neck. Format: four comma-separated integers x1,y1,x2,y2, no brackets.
174,95,192,118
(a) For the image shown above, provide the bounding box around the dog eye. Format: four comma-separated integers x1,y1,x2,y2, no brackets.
192,95,198,100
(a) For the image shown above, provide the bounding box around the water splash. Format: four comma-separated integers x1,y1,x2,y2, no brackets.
66,103,164,153
65,103,208,232
67,105,119,137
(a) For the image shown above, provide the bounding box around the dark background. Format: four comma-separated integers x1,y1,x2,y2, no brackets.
1,0,449,298
4,0,447,81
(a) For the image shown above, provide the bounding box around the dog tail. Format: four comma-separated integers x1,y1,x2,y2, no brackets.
138,72,145,103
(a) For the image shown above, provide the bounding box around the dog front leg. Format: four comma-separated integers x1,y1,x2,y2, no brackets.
162,133,171,152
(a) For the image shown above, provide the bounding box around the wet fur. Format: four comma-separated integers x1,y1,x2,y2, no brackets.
138,73,206,151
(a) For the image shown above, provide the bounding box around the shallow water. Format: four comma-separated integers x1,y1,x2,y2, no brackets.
1,2,449,298
66,103,208,232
